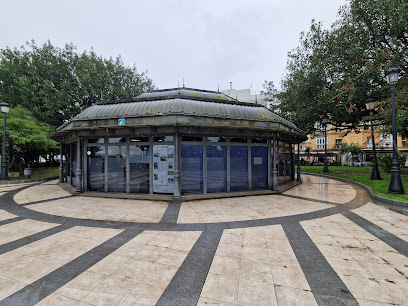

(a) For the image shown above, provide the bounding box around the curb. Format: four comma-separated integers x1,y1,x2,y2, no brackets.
0,176,59,185
303,172,408,210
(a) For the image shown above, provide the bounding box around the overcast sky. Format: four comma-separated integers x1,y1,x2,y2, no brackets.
0,0,347,93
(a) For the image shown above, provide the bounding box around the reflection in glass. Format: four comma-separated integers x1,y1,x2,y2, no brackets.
278,142,291,183
108,137,127,144
230,146,248,191
87,146,105,191
251,146,268,189
181,145,203,194
207,136,227,143
129,145,150,193
131,137,149,142
207,145,227,193
88,138,104,144
107,145,126,192
154,136,174,142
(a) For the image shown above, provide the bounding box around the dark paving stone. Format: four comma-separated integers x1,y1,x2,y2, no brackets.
0,277,66,306
0,225,71,255
0,216,23,226
156,226,224,306
1,229,143,306
282,222,359,306
160,200,182,224
343,211,408,257
21,196,72,206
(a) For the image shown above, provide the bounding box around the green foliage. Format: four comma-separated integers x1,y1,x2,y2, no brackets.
339,143,363,157
0,40,155,127
0,106,59,173
304,146,312,156
263,0,408,135
377,154,406,173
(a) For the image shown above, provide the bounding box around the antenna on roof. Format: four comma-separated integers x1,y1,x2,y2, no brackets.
183,77,185,88
255,91,258,104
218,82,220,92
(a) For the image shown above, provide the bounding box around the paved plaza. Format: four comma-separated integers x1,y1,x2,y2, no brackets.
0,175,407,305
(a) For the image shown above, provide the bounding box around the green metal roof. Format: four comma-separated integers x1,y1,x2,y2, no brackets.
51,88,306,140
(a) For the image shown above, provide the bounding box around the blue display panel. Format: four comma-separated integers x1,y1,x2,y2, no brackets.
181,145,203,194
207,145,227,193
107,145,126,193
251,146,268,189
230,146,248,191
87,146,105,191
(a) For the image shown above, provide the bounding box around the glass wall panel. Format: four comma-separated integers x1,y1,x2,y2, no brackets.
107,145,126,192
155,136,174,142
251,146,268,189
207,145,227,193
71,144,77,187
87,146,105,191
71,144,77,179
230,137,247,143
181,136,202,142
207,136,227,143
131,137,149,143
230,146,248,191
88,138,104,144
108,137,127,144
181,145,203,194
278,142,290,183
129,145,150,193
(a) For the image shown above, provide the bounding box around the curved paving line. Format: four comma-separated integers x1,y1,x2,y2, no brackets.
279,193,344,206
0,180,370,231
21,196,73,206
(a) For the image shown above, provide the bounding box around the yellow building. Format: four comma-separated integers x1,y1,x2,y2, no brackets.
300,123,408,166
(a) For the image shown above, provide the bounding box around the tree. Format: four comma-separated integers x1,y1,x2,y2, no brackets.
340,143,364,159
263,0,408,136
0,40,155,127
0,106,59,174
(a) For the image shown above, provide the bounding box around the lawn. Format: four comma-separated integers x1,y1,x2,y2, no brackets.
301,166,408,203
9,167,59,180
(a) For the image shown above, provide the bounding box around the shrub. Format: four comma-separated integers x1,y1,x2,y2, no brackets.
377,154,406,173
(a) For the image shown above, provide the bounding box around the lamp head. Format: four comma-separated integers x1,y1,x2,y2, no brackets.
386,67,400,85
0,102,9,114
365,98,376,111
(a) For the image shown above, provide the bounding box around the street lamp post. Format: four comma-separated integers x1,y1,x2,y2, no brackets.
322,116,329,173
0,102,9,181
365,98,381,180
386,67,404,194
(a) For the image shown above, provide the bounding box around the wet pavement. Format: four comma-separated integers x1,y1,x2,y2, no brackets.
0,175,407,305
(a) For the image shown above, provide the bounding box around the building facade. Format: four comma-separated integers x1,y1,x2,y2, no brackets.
50,88,307,198
300,123,408,166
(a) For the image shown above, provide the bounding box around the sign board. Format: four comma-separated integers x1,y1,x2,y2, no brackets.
118,118,125,126
153,145,175,193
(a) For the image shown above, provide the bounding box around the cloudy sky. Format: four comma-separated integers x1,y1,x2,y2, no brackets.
0,0,347,93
